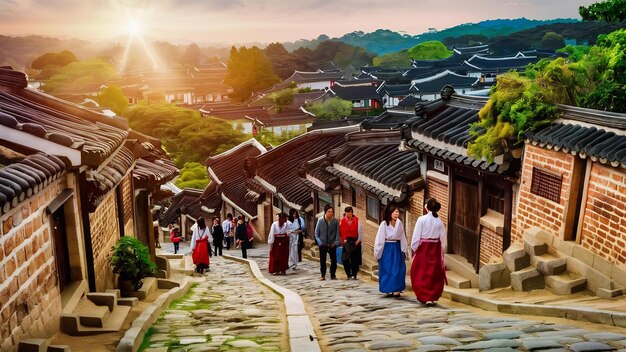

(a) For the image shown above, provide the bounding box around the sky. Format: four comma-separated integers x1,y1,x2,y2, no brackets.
0,0,598,45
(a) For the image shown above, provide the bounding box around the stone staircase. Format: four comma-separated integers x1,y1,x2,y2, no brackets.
59,281,137,336
18,338,71,352
480,228,624,297
444,254,479,289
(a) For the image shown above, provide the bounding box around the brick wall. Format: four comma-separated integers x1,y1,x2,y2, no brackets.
89,190,121,292
579,163,626,265
121,174,134,235
427,176,449,228
407,190,425,245
338,187,379,265
514,145,574,242
480,227,503,265
0,178,66,351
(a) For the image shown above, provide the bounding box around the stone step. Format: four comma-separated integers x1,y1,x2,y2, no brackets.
510,267,545,291
545,272,587,295
532,255,567,276
77,304,110,328
86,292,117,312
524,237,548,257
117,297,139,307
121,277,157,300
478,261,511,291
105,289,121,299
17,338,49,352
446,269,471,289
444,254,479,287
503,244,530,272
47,346,71,352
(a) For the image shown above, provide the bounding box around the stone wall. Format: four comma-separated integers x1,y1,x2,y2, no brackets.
0,178,66,351
426,176,449,228
579,163,626,265
514,145,574,242
89,190,121,292
479,226,503,266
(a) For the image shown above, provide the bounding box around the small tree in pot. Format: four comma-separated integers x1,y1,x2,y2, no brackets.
110,237,157,291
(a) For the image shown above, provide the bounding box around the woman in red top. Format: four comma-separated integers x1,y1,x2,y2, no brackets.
339,207,363,280
170,225,182,254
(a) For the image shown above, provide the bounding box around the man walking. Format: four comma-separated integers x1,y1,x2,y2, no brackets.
340,207,363,280
223,213,233,249
315,204,340,280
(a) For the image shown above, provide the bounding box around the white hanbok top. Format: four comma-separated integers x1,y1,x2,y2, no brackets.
411,212,447,252
373,219,408,260
190,226,212,251
268,221,292,245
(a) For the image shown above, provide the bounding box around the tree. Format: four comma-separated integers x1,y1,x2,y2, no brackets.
95,85,128,116
175,162,210,189
268,89,294,112
224,46,280,102
31,50,78,70
580,0,626,22
306,98,353,120
42,58,117,93
126,102,248,167
539,32,566,50
180,43,206,66
254,129,305,148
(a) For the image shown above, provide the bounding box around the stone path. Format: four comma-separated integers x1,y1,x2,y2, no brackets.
240,245,626,352
140,255,288,351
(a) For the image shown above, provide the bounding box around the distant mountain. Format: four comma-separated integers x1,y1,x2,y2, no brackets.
284,18,579,55
0,35,93,70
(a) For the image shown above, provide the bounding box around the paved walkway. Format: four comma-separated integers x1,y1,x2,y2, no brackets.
140,255,288,351
234,245,626,352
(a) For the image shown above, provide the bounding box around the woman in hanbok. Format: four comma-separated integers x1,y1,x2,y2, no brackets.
288,208,305,270
268,213,291,274
374,203,408,297
190,217,212,274
410,198,447,306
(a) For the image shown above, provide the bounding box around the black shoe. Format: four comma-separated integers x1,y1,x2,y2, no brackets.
330,276,337,280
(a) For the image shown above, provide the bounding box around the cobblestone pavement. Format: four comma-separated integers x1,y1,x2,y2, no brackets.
141,255,288,351
240,245,626,352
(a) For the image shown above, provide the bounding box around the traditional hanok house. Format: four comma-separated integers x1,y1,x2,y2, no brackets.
244,127,358,237
158,188,208,240
460,54,539,85
299,112,424,266
329,85,382,111
0,67,176,348
401,87,521,277
410,70,479,101
451,44,490,56
333,77,382,88
281,70,344,90
508,105,626,294
376,82,419,108
202,139,267,237
247,107,316,135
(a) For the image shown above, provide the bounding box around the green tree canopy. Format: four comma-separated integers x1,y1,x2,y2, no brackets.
95,85,128,116
373,41,452,67
306,97,353,120
31,50,78,70
42,58,117,93
175,162,210,189
180,43,206,66
580,0,626,22
224,46,280,102
254,129,305,148
126,102,248,167
539,32,566,50
268,89,294,112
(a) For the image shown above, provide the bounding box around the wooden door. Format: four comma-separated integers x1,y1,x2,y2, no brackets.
451,176,480,270
52,207,71,291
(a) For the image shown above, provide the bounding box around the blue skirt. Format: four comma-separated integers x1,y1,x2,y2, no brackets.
378,242,406,293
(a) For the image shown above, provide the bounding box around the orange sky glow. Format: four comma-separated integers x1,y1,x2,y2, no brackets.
0,0,597,45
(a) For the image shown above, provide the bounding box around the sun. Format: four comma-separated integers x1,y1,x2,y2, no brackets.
126,18,143,36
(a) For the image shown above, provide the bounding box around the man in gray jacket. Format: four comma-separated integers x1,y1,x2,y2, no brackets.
315,204,341,280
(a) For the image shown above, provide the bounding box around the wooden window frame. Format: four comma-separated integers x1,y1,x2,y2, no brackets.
366,194,380,223
530,167,563,204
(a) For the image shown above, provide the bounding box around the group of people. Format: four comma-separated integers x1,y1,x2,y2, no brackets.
187,214,254,274
266,198,446,306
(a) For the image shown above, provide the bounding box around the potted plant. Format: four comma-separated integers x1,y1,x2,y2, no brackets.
110,237,157,291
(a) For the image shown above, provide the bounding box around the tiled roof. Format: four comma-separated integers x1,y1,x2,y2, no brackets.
377,83,418,97
199,104,268,120
286,70,344,84
331,85,381,101
159,188,204,226
133,158,178,190
453,44,490,55
0,146,67,214
199,182,222,215
334,78,382,87
0,68,129,167
361,109,420,130
525,106,626,169
85,145,135,211
249,127,357,209
207,139,266,218
462,55,539,72
397,96,426,108
254,108,315,128
406,93,512,174
326,131,423,203
411,70,479,95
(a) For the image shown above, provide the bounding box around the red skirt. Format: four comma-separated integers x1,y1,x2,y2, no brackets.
410,239,446,303
269,234,290,273
192,238,210,266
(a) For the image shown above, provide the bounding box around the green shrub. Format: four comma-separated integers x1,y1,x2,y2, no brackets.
110,237,156,291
